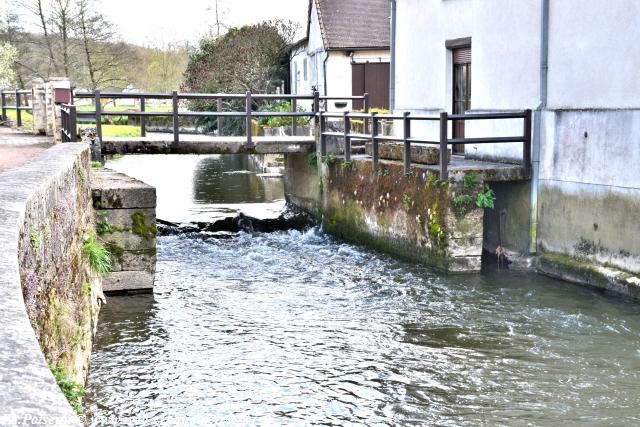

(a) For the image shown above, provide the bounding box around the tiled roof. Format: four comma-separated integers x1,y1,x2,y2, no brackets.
314,0,390,50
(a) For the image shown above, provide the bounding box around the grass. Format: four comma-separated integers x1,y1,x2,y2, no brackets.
4,109,34,128
83,234,111,274
77,124,141,137
49,364,85,416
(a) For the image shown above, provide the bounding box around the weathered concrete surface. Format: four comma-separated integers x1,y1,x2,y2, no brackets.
365,142,449,165
0,143,92,425
538,253,640,299
0,127,51,174
101,134,315,155
482,180,532,257
92,170,156,293
319,158,488,273
283,153,322,216
538,180,640,275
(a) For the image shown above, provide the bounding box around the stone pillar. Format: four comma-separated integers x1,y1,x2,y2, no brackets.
44,78,71,143
31,78,47,135
91,170,157,293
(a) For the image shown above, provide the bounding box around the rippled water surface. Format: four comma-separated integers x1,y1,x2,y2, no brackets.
85,155,640,426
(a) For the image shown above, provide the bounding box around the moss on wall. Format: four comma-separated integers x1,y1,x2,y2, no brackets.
18,149,103,386
320,158,483,272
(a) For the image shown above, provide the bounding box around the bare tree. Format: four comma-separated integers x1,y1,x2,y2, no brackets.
75,0,126,89
50,0,75,77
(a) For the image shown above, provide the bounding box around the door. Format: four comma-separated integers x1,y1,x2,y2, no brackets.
352,62,390,110
452,47,471,154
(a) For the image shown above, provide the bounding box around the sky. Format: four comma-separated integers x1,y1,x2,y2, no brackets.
96,0,309,47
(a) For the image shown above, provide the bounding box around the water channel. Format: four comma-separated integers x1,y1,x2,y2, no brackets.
85,154,640,426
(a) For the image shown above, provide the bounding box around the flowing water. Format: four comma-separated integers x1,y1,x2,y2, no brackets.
85,155,640,426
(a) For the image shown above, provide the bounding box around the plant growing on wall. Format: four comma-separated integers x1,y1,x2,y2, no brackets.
308,152,318,169
452,194,473,216
322,155,336,165
476,185,496,209
83,234,111,274
49,364,86,416
96,212,115,235
341,160,353,170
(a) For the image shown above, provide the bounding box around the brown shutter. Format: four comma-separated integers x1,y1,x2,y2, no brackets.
453,47,471,64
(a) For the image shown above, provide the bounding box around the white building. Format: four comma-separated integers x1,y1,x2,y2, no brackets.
290,0,391,111
392,0,640,275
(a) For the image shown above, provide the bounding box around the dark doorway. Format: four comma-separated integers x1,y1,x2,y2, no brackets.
352,62,390,110
452,47,471,154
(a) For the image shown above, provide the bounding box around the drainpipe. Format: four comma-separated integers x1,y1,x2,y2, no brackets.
323,51,329,97
389,0,397,111
529,0,549,254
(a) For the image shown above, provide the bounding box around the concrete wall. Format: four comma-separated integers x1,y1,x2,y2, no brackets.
284,153,490,273
0,143,96,425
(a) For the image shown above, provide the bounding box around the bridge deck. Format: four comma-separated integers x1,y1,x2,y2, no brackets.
101,133,315,155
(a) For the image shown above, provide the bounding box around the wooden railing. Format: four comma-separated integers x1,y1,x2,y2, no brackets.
71,90,367,147
319,110,532,179
60,104,77,142
0,89,33,127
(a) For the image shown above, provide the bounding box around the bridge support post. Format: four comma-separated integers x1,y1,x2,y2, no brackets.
371,112,379,172
292,97,297,136
15,89,22,127
140,96,146,137
245,91,254,149
172,91,179,149
95,90,102,142
217,98,224,136
403,111,411,175
319,111,326,157
363,92,370,134
344,111,351,162
0,91,5,122
313,91,320,126
439,112,449,180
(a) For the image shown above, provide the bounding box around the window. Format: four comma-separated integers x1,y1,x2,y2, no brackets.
303,58,308,81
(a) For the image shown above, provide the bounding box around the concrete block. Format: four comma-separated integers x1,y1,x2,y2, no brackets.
91,170,156,209
103,270,154,293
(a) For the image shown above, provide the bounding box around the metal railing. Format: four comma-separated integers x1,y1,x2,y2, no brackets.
0,89,34,127
70,90,367,147
60,104,77,142
319,109,532,179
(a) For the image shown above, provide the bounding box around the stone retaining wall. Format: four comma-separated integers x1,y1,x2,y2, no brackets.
0,143,95,425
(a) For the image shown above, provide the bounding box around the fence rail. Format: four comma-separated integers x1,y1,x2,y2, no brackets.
69,90,367,145
60,104,77,142
0,89,34,127
319,109,532,180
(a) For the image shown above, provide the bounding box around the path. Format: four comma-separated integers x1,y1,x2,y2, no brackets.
0,127,52,174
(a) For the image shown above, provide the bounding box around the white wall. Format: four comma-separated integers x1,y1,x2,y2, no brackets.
547,0,640,109
325,50,390,112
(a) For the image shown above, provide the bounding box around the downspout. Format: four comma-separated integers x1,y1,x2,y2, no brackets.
389,0,397,111
323,52,329,97
529,0,549,254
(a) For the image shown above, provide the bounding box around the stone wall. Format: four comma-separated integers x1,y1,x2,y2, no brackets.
284,154,488,273
0,143,97,425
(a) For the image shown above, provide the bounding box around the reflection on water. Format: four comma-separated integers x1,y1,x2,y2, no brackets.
105,154,285,223
85,154,640,426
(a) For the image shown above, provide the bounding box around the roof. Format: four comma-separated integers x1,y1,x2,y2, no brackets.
312,0,390,50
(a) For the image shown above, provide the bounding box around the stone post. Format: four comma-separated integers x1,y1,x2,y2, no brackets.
31,78,47,135
44,78,71,143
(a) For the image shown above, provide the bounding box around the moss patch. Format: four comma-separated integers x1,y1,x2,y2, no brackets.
131,212,157,240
